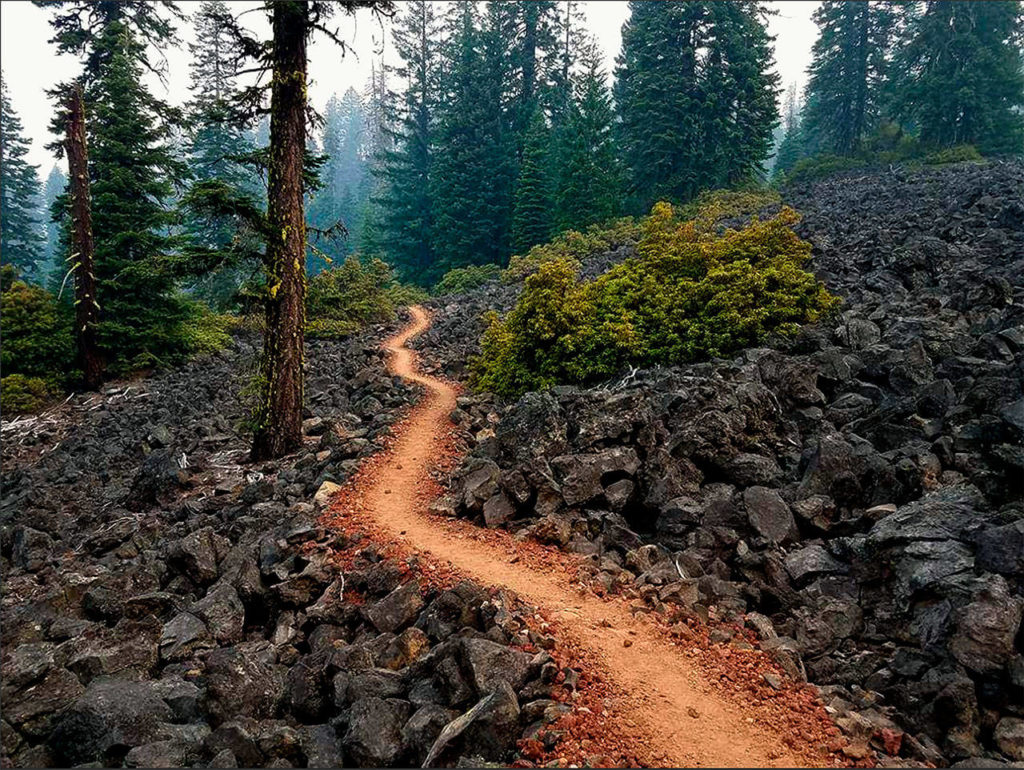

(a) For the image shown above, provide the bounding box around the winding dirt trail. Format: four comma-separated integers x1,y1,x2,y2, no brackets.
326,306,835,768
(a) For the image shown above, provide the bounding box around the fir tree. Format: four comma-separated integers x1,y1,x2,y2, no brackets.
701,2,779,187
548,0,587,128
34,0,183,83
359,60,397,259
85,22,189,370
773,84,804,179
308,88,369,272
893,0,1024,153
802,1,895,156
431,2,515,271
374,0,442,282
185,0,259,308
614,1,778,210
553,39,621,232
0,75,45,278
511,109,554,255
41,165,68,279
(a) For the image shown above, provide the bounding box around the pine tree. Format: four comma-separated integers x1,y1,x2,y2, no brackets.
701,2,779,187
773,84,804,179
614,1,778,210
41,165,68,279
802,1,895,156
553,39,621,232
431,2,515,271
893,0,1024,153
511,109,554,255
507,1,558,153
374,0,442,283
359,60,397,259
548,0,587,128
185,0,259,308
308,88,369,272
1,75,45,278
85,22,189,370
35,0,184,82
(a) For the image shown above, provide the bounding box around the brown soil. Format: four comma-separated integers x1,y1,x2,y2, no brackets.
323,306,850,768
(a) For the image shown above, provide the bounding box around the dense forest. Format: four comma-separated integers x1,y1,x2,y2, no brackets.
2,0,1022,448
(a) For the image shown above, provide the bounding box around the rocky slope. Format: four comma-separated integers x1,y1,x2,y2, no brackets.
428,161,1024,766
0,323,567,768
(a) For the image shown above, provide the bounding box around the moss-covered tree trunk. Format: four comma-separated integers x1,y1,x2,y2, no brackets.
251,1,308,461
64,83,103,391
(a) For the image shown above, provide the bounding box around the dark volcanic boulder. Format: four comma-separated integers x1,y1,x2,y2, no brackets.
342,697,407,767
204,642,287,725
48,677,173,765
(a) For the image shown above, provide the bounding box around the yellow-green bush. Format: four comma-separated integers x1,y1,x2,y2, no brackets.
434,264,501,295
1,374,59,415
178,303,241,355
0,268,74,385
473,202,838,398
502,218,639,283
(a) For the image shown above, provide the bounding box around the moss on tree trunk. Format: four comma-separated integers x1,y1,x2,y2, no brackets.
251,1,308,461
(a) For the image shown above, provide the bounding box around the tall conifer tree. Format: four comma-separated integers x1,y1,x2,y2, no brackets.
374,0,442,282
615,1,778,210
553,39,621,232
85,22,189,369
802,1,895,156
431,2,514,270
893,0,1024,153
0,76,45,278
511,109,554,255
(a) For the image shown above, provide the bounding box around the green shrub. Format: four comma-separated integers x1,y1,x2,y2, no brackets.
305,255,424,339
473,201,839,398
502,218,639,283
1,374,59,415
178,303,240,355
387,281,429,308
1,271,74,384
923,144,983,165
434,264,501,295
785,154,870,185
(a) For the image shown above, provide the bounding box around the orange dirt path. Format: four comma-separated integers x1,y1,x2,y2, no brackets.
326,305,835,768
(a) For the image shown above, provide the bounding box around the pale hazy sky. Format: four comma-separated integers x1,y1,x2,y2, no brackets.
0,1,820,174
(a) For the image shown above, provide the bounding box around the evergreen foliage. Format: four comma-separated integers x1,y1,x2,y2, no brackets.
373,0,442,283
41,165,68,282
892,0,1024,154
1,76,45,279
802,1,895,157
614,1,780,212
434,263,501,296
308,88,371,273
552,39,621,233
430,3,515,273
0,265,75,386
85,22,191,371
184,0,259,309
773,85,805,181
305,255,422,339
511,109,554,256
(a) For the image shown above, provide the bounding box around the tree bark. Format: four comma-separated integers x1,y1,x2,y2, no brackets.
64,83,103,391
251,1,308,461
